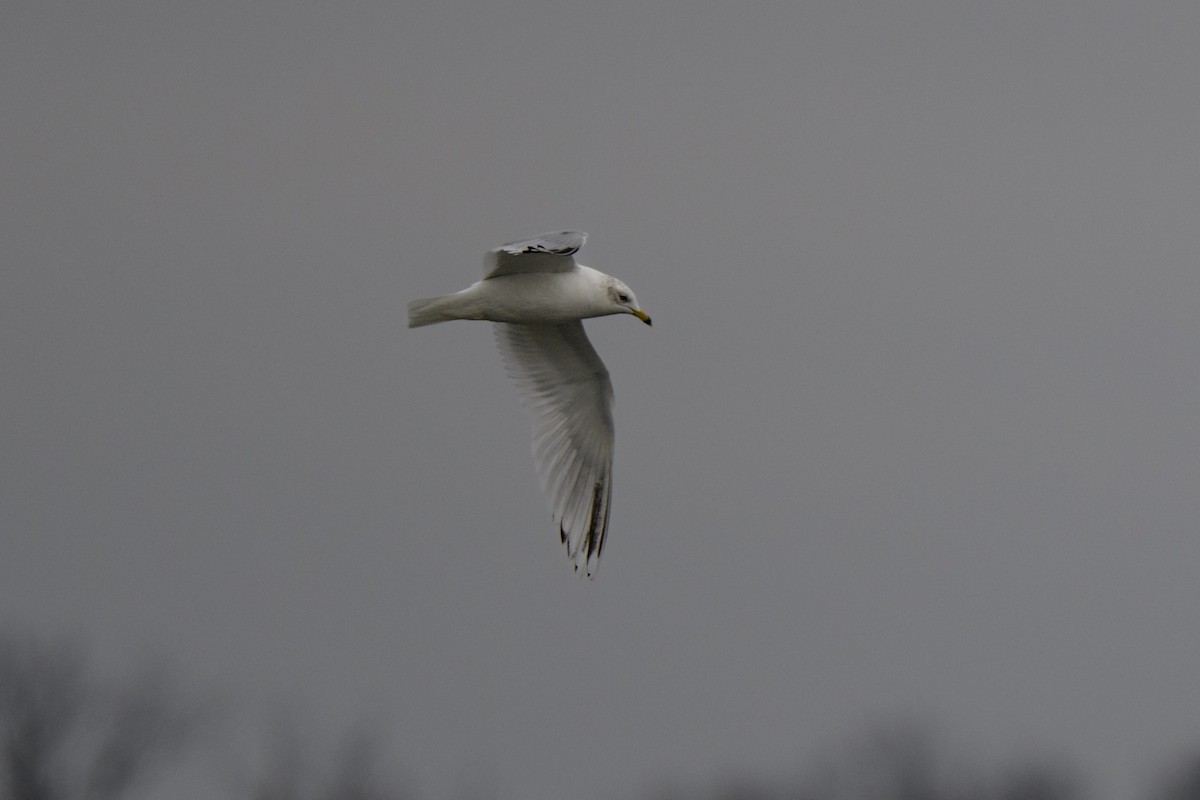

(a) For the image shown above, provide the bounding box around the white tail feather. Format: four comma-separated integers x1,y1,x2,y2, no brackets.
407,295,457,328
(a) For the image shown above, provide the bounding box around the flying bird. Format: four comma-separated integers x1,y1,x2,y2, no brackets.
408,231,651,577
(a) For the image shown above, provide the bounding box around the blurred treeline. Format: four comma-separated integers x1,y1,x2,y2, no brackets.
1,631,1197,800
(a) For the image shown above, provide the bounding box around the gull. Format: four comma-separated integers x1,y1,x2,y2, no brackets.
408,231,651,577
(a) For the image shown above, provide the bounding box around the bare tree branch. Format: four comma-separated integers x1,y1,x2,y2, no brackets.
0,632,199,800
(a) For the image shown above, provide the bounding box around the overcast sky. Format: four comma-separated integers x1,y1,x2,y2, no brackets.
3,2,1199,798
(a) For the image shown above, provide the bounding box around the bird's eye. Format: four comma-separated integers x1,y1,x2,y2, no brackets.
617,292,630,303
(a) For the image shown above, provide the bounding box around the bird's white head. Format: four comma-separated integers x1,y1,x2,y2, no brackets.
605,278,652,326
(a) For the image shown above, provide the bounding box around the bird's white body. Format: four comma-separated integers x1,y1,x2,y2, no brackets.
407,231,650,577
411,266,622,326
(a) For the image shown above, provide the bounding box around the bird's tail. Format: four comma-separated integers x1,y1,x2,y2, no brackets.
407,295,460,328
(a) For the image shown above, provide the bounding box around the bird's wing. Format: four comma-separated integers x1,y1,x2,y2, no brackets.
484,231,588,278
494,320,614,577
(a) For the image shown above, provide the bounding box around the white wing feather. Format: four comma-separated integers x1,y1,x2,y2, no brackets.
484,231,587,279
494,321,613,577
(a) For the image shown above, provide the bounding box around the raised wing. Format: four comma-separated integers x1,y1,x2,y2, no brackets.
494,320,614,577
484,231,588,279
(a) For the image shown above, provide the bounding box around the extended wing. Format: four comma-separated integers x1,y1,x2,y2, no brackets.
493,320,613,577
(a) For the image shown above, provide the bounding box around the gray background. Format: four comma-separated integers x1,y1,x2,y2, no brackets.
3,1,1198,797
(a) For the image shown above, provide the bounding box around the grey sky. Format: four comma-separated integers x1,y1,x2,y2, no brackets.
3,1,1199,798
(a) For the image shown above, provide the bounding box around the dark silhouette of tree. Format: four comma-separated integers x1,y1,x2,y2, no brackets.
1149,755,1200,800
246,716,409,800
0,632,198,800
8,627,1200,800
990,761,1084,800
642,723,1085,800
0,635,85,800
